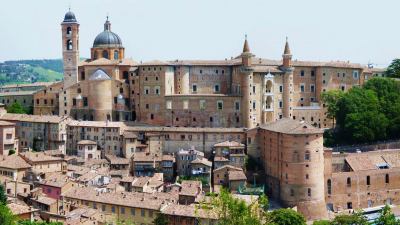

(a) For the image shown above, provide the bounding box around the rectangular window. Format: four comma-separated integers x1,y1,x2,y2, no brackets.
200,100,206,110
166,100,172,110
183,100,189,109
279,101,283,108
102,205,106,212
353,70,359,79
235,101,240,111
214,84,220,92
252,85,256,94
279,85,283,93
217,101,223,110
121,207,125,214
192,84,197,92
141,209,145,217
300,70,305,76
131,208,135,215
310,84,315,92
311,71,315,77
300,84,305,92
83,97,88,107
252,101,256,109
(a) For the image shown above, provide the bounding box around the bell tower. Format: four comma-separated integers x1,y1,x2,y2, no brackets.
281,37,294,118
61,9,79,89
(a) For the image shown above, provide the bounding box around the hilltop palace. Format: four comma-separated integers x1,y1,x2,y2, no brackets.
0,10,396,223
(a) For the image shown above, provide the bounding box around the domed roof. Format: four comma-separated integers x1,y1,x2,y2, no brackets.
63,10,77,23
93,18,123,48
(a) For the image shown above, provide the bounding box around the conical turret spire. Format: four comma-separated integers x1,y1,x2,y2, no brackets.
243,34,250,53
284,37,291,55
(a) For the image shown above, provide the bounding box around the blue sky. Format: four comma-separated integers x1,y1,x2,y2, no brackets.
0,0,398,67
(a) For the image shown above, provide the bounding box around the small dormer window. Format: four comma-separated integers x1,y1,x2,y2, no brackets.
376,163,390,169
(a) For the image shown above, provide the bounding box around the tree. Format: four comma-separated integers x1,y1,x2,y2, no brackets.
0,184,7,205
204,188,266,225
18,222,63,225
153,213,168,225
8,149,15,156
374,205,399,225
6,102,27,114
364,78,400,139
268,208,306,225
321,90,344,127
385,59,400,78
336,87,388,143
0,204,17,225
312,220,331,225
331,211,368,225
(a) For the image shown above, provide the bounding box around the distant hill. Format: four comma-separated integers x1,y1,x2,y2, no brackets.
0,59,64,85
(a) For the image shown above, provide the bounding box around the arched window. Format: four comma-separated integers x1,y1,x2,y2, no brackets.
385,174,389,184
102,50,109,59
307,188,311,197
77,88,81,93
120,88,123,94
114,50,119,60
266,80,273,93
304,151,310,161
347,177,351,187
327,179,332,195
66,40,73,50
366,175,371,185
66,27,72,35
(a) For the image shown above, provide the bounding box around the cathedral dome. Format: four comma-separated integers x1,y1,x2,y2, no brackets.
93,18,123,48
63,11,77,23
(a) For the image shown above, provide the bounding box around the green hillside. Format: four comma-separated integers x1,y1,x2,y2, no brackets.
0,59,63,85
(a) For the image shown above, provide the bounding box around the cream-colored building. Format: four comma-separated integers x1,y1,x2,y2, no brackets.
63,186,177,225
0,108,68,153
0,120,18,155
19,151,66,175
77,140,101,160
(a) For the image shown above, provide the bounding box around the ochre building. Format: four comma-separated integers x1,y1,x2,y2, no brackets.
33,10,384,129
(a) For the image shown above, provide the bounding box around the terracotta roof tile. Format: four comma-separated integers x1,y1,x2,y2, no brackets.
228,170,247,181
0,155,31,169
260,118,323,134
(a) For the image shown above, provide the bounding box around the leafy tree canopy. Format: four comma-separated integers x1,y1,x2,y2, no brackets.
268,208,306,225
0,185,7,205
6,102,28,114
326,77,400,145
0,204,17,225
385,58,400,78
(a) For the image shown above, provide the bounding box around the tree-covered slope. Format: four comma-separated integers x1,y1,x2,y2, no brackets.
0,59,63,85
